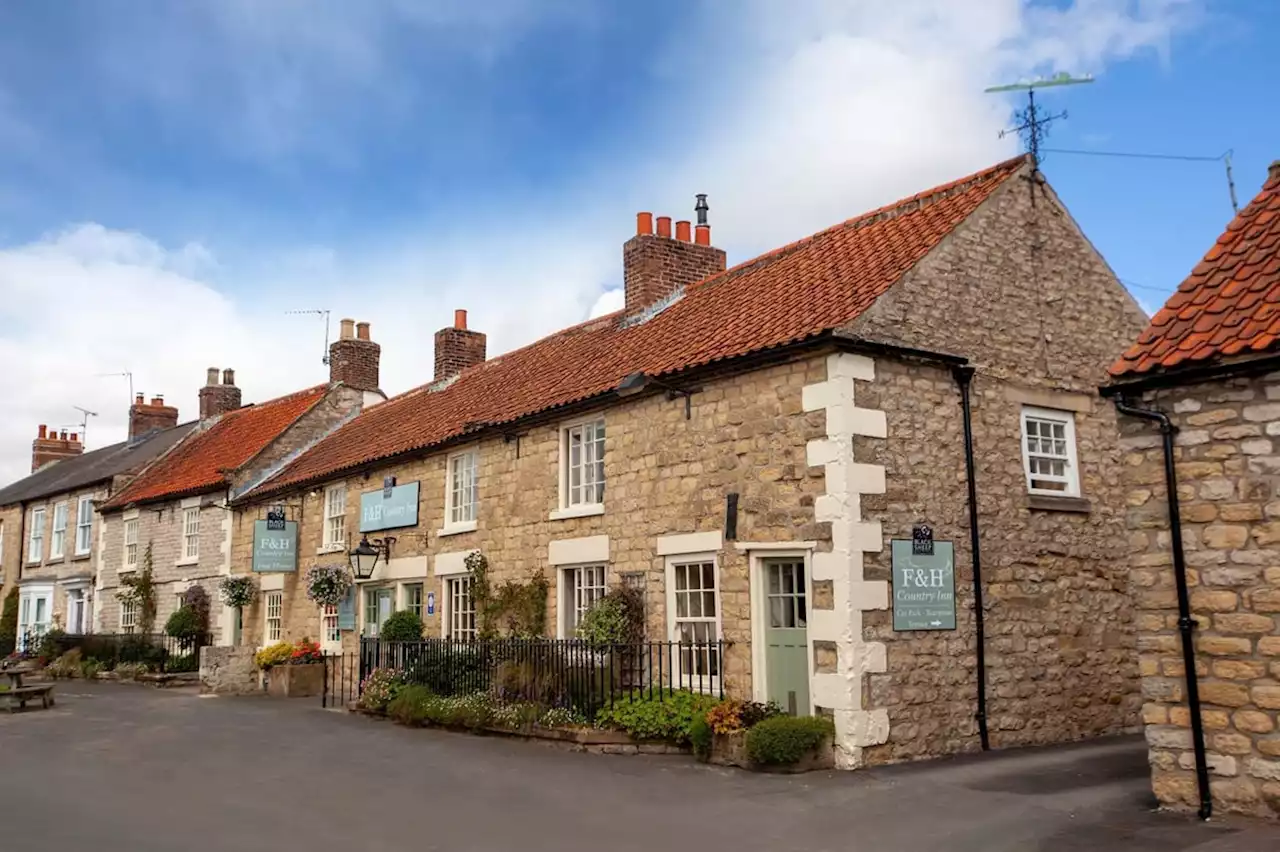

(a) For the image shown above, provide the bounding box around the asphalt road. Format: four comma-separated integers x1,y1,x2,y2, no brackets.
1,682,1277,851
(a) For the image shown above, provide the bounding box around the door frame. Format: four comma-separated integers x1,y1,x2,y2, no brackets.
743,544,815,713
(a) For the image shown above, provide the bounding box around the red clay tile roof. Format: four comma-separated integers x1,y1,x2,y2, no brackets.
248,156,1028,498
102,385,330,509
1111,166,1280,377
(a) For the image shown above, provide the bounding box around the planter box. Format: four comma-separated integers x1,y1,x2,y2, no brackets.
266,664,325,698
709,730,835,773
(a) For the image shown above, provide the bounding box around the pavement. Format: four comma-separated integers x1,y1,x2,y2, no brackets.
1,682,1279,851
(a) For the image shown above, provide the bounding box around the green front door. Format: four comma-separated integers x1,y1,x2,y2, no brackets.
764,559,810,716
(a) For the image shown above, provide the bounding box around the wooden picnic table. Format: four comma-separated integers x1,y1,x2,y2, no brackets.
2,665,54,712
4,665,36,689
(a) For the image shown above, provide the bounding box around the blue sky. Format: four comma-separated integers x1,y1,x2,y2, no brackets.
0,0,1273,481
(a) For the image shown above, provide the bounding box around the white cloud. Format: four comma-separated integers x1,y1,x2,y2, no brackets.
0,0,1197,484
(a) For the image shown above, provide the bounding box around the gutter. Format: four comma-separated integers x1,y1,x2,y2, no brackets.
1102,352,1280,397
1112,397,1212,821
952,365,990,751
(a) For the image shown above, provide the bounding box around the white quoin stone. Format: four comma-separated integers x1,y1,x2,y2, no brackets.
802,352,890,768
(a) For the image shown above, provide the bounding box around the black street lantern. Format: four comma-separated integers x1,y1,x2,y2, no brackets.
349,536,381,580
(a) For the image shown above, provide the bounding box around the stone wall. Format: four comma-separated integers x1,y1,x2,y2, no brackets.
11,484,109,634
199,645,261,695
1122,373,1280,818
845,166,1146,764
0,504,20,615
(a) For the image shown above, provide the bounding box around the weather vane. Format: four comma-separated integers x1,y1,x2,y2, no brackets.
985,72,1094,163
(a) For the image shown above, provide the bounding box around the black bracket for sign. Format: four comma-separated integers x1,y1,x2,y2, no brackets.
912,524,934,556
266,507,287,531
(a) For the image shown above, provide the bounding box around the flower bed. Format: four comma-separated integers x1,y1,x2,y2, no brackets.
257,641,326,698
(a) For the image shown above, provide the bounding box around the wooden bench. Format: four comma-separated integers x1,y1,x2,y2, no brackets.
4,684,55,712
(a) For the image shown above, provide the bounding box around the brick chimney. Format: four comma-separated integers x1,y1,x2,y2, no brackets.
1269,159,1280,185
128,393,179,440
329,318,382,392
31,424,84,472
623,194,726,313
434,310,486,382
199,367,242,420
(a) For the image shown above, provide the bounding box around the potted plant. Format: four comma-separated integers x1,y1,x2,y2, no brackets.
305,564,353,607
257,640,326,698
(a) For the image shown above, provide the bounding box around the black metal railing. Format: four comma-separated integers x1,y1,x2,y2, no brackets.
322,637,728,720
18,631,210,674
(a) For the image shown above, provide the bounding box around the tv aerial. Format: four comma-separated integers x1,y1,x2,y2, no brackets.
287,309,332,365
985,72,1094,162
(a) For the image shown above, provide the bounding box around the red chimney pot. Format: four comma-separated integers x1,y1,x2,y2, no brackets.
38,424,47,439
454,309,467,330
70,432,78,443
695,224,712,246
656,216,672,238
675,220,691,242
636,212,654,236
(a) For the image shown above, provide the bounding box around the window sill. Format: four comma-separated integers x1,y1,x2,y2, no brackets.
1027,494,1091,514
175,556,200,567
549,504,605,521
437,521,478,537
118,565,137,574
71,552,92,561
315,544,346,556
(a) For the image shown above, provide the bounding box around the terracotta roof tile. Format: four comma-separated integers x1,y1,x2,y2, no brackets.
102,384,330,509
249,156,1028,497
1112,167,1280,377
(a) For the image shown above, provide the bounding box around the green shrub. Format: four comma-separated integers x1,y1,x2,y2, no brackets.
537,706,588,729
386,685,435,725
80,659,104,680
119,638,167,669
690,714,713,762
165,606,204,645
38,629,69,661
576,586,645,645
594,690,720,744
403,647,486,694
379,610,424,642
0,588,18,657
114,662,149,680
744,716,834,766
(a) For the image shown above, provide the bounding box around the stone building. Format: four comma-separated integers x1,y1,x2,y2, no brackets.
0,398,194,647
1107,161,1280,818
234,154,1146,768
95,329,385,644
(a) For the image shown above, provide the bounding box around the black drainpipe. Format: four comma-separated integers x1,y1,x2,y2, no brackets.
952,365,990,751
1113,397,1211,821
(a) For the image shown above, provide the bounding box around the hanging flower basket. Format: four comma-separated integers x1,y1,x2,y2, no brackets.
218,575,257,609
305,564,353,607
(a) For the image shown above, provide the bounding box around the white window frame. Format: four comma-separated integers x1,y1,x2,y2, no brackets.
323,484,347,552
75,495,93,555
320,603,341,654
553,417,606,518
559,564,607,639
442,449,479,534
264,591,283,643
120,598,138,634
1020,406,1081,497
444,576,476,640
26,507,45,564
123,517,140,571
665,553,722,693
17,586,54,649
50,501,68,560
181,506,201,562
401,582,425,621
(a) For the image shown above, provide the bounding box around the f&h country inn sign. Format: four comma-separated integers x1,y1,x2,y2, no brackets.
360,479,420,533
891,533,956,631
253,509,298,573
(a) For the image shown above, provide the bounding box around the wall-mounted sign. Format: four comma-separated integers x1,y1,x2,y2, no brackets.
912,523,934,555
253,519,298,573
426,592,436,616
891,539,956,631
337,587,357,631
383,475,397,498
360,481,420,532
266,507,287,532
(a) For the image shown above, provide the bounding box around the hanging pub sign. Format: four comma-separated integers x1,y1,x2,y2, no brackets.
360,480,420,532
383,475,397,499
253,518,298,573
891,538,956,631
266,507,287,531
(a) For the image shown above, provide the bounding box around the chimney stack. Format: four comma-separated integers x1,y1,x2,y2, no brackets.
434,309,486,383
1269,160,1280,185
198,367,243,420
329,318,381,392
129,392,179,440
624,194,726,313
31,423,84,472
